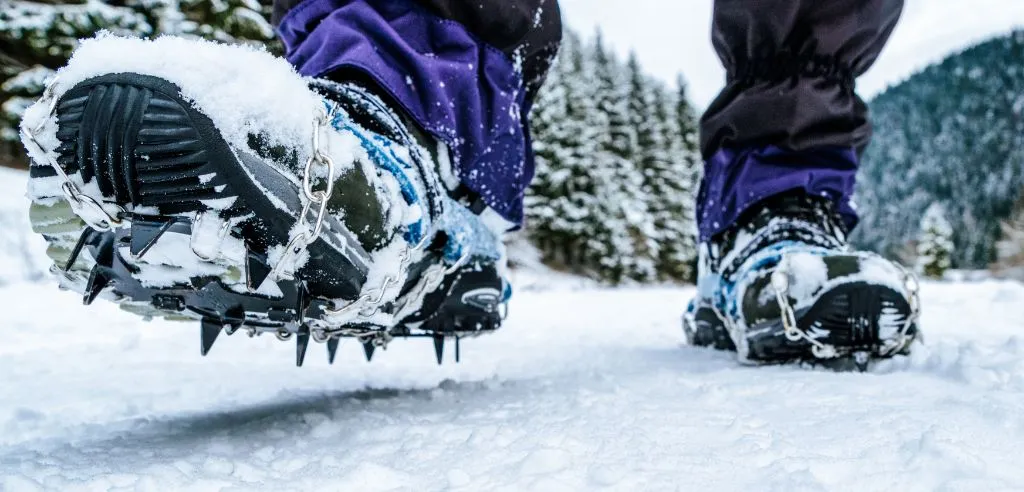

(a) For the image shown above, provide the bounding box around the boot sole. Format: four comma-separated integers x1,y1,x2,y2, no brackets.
686,282,917,369
29,73,376,358
748,281,917,367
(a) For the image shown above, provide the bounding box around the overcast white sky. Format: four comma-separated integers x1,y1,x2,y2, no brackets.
559,0,1024,110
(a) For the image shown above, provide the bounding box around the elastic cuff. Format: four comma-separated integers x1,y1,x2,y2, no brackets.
698,145,859,242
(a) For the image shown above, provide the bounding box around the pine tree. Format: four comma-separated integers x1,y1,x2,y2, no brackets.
587,31,655,282
0,0,276,167
527,30,702,285
675,75,700,152
526,30,610,275
652,83,699,281
526,29,576,267
625,54,699,281
916,203,954,279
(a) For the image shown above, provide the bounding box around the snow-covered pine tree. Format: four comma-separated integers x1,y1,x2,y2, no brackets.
916,202,955,279
675,75,700,154
625,53,661,272
652,81,699,281
526,29,577,268
588,31,655,283
626,53,699,282
671,76,701,280
0,0,276,167
526,29,611,276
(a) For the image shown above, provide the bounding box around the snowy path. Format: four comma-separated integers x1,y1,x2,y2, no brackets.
0,277,1023,491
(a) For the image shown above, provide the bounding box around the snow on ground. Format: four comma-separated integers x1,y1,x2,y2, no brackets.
1,169,1023,490
0,271,1023,491
0,168,49,285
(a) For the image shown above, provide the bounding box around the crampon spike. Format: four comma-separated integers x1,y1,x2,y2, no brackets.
433,335,444,365
92,230,116,268
362,341,375,362
294,281,309,321
82,267,111,305
296,326,310,367
246,248,272,291
64,227,97,272
200,319,222,356
130,218,174,258
327,337,339,365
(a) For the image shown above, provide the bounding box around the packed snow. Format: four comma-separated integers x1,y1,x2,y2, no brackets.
22,35,322,171
1,170,1024,491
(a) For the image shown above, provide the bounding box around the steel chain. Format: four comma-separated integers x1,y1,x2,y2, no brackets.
22,76,125,231
770,268,839,359
28,83,471,347
270,111,336,281
770,257,923,360
883,263,922,356
276,106,473,341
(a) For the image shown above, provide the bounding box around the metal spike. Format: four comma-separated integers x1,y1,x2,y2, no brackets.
82,267,111,305
455,336,461,363
327,337,339,365
362,341,376,362
223,305,246,327
433,335,445,365
200,319,222,356
64,227,96,272
92,231,116,268
130,219,174,258
296,326,310,367
246,248,272,291
294,281,309,322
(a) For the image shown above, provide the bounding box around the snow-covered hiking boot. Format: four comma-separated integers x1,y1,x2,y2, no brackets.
682,191,921,371
20,36,509,365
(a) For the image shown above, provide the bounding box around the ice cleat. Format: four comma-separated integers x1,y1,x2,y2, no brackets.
683,192,921,370
20,36,511,363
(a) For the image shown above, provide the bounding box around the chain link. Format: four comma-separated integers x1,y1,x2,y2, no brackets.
270,111,336,281
882,263,922,356
22,76,125,232
770,257,923,360
770,268,839,359
320,234,470,330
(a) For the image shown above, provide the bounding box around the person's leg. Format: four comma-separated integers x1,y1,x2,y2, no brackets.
19,0,561,362
684,0,922,370
274,0,563,226
699,0,902,240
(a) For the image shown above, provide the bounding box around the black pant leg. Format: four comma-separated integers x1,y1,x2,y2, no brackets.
700,0,904,158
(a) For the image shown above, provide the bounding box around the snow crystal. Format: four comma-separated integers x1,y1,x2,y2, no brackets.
781,252,829,303
22,34,322,169
1,277,1023,490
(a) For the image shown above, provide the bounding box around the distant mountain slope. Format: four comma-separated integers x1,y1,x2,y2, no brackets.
853,30,1024,268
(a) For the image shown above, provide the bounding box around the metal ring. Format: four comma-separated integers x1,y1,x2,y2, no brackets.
269,232,309,281
312,329,331,343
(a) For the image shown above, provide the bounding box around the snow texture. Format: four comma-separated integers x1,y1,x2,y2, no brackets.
3,168,1024,490
2,274,1024,491
21,34,321,172
0,167,50,285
